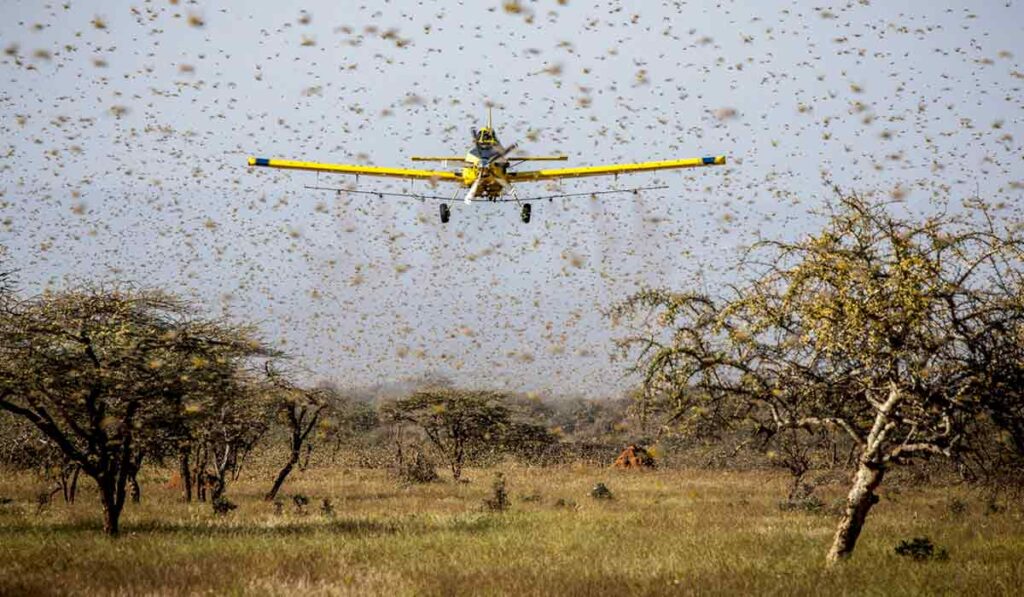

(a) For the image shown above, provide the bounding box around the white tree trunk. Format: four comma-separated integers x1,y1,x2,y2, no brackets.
826,384,901,565
827,459,884,564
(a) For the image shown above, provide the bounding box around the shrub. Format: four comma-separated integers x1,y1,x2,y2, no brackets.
292,494,310,514
212,495,237,515
778,495,825,513
590,482,613,500
947,498,968,517
483,473,510,512
894,537,949,561
397,449,440,484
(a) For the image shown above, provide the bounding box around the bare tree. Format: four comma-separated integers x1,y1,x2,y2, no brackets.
613,191,1024,564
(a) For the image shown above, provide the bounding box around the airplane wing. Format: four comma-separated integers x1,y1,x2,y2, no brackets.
508,155,725,182
247,157,462,182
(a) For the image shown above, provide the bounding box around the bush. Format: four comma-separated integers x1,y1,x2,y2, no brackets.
778,495,825,513
292,494,310,514
212,495,237,515
554,497,578,509
397,449,440,484
894,537,949,561
947,498,968,517
483,473,509,512
590,482,613,500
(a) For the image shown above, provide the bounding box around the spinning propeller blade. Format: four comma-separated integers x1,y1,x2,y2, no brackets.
464,176,482,204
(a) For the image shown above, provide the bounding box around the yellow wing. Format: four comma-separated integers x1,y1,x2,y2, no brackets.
508,155,725,182
247,157,461,182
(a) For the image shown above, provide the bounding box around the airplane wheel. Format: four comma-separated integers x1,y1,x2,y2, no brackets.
440,203,450,224
520,203,531,224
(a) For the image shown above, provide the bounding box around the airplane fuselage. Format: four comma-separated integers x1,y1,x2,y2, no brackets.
460,136,512,199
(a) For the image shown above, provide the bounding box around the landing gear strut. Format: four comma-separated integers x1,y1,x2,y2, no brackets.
520,203,531,224
439,203,450,224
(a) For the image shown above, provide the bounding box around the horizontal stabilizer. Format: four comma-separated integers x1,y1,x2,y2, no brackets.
507,155,569,161
410,156,469,162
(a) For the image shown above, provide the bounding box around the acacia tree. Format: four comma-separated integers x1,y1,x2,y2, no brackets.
382,388,512,480
0,287,274,535
613,191,1024,564
264,371,327,501
185,374,276,506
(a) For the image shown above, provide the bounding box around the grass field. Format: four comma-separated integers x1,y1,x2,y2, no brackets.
1,464,1022,595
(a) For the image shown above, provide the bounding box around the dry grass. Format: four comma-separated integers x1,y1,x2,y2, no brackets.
1,465,1022,595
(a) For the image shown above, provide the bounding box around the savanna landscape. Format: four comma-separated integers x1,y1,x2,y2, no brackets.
3,1,1024,595
3,466,1022,595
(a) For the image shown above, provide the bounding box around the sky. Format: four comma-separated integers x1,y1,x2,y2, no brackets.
1,0,1022,398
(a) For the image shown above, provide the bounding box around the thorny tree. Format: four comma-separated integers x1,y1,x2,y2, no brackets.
382,388,512,481
613,192,1024,564
0,287,274,535
181,373,276,507
264,369,327,501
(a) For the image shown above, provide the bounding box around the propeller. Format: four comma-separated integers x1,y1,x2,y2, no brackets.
482,142,518,167
463,175,482,204
465,142,518,204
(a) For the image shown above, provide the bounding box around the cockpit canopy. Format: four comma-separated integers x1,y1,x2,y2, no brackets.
472,127,498,147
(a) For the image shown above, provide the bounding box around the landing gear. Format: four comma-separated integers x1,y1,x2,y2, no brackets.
520,203,531,223
439,203,450,224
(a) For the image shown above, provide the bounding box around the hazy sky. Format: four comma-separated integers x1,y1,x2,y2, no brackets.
1,0,1022,397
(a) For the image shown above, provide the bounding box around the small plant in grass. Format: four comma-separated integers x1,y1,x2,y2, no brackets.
292,494,310,515
553,497,578,509
778,495,825,513
397,449,440,484
271,499,284,516
779,481,825,513
320,497,334,518
483,472,509,512
947,498,968,517
35,491,53,515
894,537,949,561
590,482,613,500
984,494,1005,516
212,495,237,516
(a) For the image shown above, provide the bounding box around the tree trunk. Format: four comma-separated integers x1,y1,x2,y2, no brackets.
827,460,885,564
129,475,141,503
266,447,300,501
193,445,208,502
179,450,192,503
98,477,123,537
67,466,80,504
127,452,144,503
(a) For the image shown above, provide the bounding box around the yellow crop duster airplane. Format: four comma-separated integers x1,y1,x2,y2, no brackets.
247,111,725,223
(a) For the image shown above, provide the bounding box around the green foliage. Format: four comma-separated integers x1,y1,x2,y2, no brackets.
382,388,514,480
396,447,440,484
613,191,1024,560
0,286,277,534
